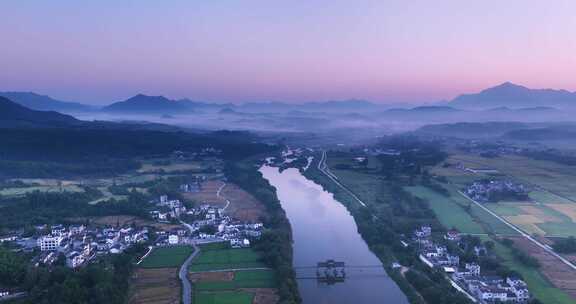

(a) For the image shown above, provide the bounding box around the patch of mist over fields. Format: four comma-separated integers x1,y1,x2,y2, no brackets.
71,105,576,137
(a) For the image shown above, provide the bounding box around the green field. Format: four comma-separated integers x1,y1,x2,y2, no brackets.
195,270,276,291
191,244,275,304
530,191,575,204
405,186,485,234
190,245,266,272
139,246,193,268
194,290,254,304
325,156,391,211
485,203,524,216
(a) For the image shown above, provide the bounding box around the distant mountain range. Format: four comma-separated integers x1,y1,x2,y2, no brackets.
3,82,576,115
102,94,189,113
0,92,93,112
0,96,79,127
448,82,576,110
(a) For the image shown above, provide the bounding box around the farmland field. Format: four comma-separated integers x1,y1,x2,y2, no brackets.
195,270,276,291
189,245,266,272
140,246,193,269
530,191,575,204
490,238,575,304
129,268,180,304
194,291,254,304
184,180,268,222
325,155,388,207
485,202,576,237
190,243,278,304
446,153,576,201
404,186,484,234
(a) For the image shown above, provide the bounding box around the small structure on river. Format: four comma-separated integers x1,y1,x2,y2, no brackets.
316,259,346,284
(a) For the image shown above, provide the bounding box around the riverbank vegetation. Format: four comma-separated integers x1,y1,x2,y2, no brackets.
305,140,575,304
304,147,472,304
225,161,301,303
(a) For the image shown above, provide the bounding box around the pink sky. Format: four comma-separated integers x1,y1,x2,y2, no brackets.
1,0,575,104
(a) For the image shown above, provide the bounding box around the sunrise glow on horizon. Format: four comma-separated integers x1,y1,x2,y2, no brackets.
1,0,576,104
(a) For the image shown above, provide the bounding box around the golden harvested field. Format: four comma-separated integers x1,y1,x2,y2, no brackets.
548,204,576,222
129,268,180,304
221,184,267,222
183,181,227,205
184,181,267,222
503,214,548,236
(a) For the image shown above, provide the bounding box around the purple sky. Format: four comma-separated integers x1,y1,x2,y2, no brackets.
1,0,576,104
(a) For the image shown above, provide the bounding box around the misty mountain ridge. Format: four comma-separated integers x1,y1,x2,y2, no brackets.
0,96,79,127
0,92,93,112
415,120,576,142
102,94,188,113
449,82,576,110
5,82,576,117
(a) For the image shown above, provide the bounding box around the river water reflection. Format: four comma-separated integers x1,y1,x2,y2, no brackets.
260,166,408,304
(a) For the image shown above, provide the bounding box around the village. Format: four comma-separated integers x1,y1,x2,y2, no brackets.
463,179,529,203
0,222,150,272
0,177,265,271
404,225,530,303
149,183,265,249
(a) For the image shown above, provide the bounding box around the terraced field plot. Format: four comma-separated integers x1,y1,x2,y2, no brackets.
140,246,193,269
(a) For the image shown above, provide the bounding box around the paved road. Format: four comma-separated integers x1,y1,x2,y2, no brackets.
179,221,200,304
317,151,367,207
458,190,576,271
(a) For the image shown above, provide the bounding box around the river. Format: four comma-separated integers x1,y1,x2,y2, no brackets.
260,166,409,304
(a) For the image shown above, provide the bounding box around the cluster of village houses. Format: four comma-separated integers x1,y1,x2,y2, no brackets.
408,226,530,303
1,182,264,275
149,194,188,222
0,224,150,269
150,193,264,249
464,179,528,203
